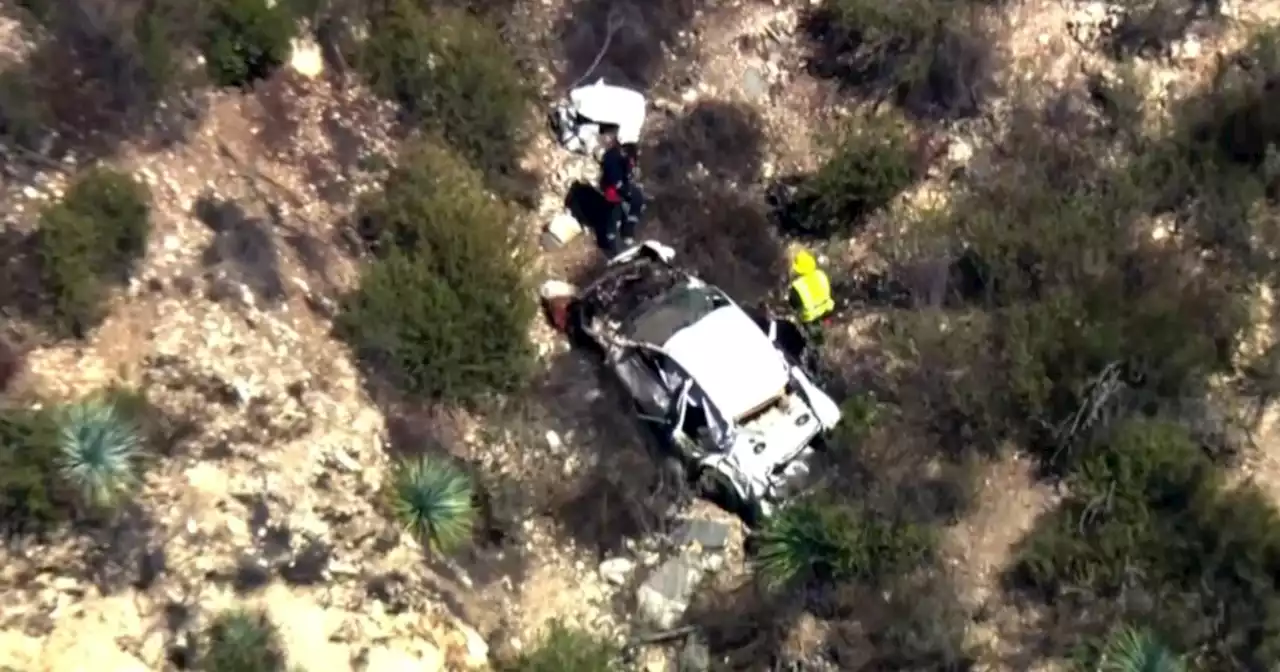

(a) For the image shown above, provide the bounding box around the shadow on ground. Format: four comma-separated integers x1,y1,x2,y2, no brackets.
0,229,46,337
553,0,707,90
533,352,686,558
639,99,784,303
193,194,288,306
76,502,169,595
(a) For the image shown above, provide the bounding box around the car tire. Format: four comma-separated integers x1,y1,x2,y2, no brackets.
696,468,747,520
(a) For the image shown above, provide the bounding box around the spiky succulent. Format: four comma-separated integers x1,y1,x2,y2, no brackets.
202,609,284,672
389,455,476,553
1097,627,1186,672
56,399,141,508
753,497,932,590
754,500,833,589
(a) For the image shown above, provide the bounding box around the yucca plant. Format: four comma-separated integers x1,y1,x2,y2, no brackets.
389,455,476,553
1095,627,1186,672
202,609,285,672
55,399,142,508
754,496,932,590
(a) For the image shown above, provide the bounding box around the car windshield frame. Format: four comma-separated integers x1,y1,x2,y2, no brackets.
623,282,726,346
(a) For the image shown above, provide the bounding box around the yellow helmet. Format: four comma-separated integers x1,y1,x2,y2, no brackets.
791,249,817,276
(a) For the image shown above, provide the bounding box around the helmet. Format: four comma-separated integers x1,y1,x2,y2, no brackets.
791,249,817,276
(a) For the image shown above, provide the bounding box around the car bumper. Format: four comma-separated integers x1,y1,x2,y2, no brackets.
764,445,820,504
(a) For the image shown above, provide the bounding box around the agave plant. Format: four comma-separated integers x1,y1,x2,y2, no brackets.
202,609,284,672
753,496,932,590
1096,627,1186,672
753,499,837,589
389,455,476,553
56,399,141,508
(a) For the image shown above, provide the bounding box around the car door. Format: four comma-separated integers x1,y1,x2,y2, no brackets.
609,346,670,419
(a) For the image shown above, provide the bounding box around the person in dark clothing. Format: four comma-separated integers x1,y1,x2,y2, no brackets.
598,127,645,256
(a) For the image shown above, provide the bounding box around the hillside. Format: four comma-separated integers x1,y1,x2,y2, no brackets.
3,0,1280,670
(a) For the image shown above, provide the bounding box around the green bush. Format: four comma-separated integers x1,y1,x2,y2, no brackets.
1009,419,1280,667
754,495,934,589
0,405,65,531
0,68,51,150
36,167,152,338
786,114,917,238
831,393,887,447
878,98,1251,461
388,455,476,553
813,0,995,117
360,0,533,191
500,620,619,672
336,140,535,404
201,609,285,672
203,0,296,87
15,0,192,113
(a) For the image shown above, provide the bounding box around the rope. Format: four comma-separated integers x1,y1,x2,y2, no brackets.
566,6,627,90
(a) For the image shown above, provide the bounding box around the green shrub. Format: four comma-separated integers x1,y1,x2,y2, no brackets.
36,167,151,338
360,0,532,191
1009,419,1280,667
500,620,619,672
754,495,934,589
201,609,285,672
336,140,535,404
56,399,143,509
786,114,916,238
203,0,296,88
812,0,995,118
1011,420,1211,594
878,98,1251,461
388,455,476,553
0,68,51,150
832,393,887,447
15,0,192,112
0,338,19,394
1103,0,1202,60
0,405,65,531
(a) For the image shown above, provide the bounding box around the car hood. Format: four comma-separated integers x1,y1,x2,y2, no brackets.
664,305,789,421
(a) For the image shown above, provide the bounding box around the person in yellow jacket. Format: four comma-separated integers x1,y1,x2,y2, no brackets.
788,248,835,326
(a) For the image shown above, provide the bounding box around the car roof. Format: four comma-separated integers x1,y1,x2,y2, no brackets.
663,305,790,422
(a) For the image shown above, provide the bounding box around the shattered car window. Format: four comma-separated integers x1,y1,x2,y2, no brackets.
625,284,723,345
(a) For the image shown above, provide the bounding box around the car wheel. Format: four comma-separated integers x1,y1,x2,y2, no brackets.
696,468,747,519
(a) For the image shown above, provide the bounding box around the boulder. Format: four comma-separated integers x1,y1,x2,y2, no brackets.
636,555,703,629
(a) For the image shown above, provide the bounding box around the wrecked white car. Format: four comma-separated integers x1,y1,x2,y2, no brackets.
568,242,842,521
549,78,647,156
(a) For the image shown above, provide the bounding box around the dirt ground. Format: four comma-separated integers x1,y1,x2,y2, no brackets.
4,0,1280,669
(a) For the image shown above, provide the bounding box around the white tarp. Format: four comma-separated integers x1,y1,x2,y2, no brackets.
568,79,647,145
